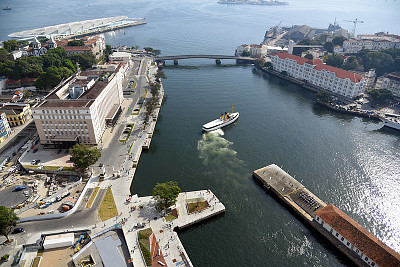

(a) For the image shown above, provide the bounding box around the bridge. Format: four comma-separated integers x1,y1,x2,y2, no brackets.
154,55,255,65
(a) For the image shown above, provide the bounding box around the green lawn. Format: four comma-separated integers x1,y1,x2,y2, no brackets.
86,187,99,208
138,228,153,266
98,188,118,221
187,201,210,214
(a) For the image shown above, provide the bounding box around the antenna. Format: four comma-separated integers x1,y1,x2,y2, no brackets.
343,18,364,37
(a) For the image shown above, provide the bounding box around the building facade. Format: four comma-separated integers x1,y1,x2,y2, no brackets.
315,204,400,267
376,72,400,97
343,34,400,54
109,52,131,63
271,52,366,98
0,103,32,127
0,113,12,143
32,63,126,146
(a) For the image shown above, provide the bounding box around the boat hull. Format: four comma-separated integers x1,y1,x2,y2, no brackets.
202,112,239,132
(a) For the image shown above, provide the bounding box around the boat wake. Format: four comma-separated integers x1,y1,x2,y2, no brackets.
197,129,245,176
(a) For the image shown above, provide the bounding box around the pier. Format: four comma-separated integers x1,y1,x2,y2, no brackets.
253,164,326,221
253,164,400,267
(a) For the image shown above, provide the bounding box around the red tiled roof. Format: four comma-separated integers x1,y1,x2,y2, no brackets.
64,46,92,52
275,52,363,83
315,204,400,267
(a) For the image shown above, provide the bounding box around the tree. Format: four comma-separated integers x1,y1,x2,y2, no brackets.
326,54,344,68
2,40,18,53
153,49,161,56
332,36,346,46
69,144,101,173
34,66,62,90
304,53,313,60
0,206,19,243
153,181,181,209
369,89,394,103
362,52,394,76
0,48,10,63
343,56,360,70
104,45,113,62
22,90,32,99
68,40,85,46
241,50,250,57
144,47,154,53
323,42,334,53
316,90,334,103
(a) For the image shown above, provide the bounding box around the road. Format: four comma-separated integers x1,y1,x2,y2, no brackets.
8,57,151,240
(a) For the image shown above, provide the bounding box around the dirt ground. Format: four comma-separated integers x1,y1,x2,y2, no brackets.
38,247,75,267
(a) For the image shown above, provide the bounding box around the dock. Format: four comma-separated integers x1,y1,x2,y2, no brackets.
253,164,400,267
253,164,326,221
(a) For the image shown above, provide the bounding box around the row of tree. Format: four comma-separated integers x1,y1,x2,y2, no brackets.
143,69,167,124
323,48,400,76
0,47,96,90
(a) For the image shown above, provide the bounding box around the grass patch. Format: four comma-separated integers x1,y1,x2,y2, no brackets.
98,187,118,221
187,201,210,214
165,214,177,222
86,187,100,208
138,228,153,266
128,143,133,154
22,165,75,171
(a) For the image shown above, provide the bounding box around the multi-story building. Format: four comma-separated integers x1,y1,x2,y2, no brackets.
0,113,12,143
0,103,32,127
376,72,400,97
24,35,105,59
271,52,366,98
32,62,126,146
235,44,268,58
109,52,131,63
343,33,400,54
315,204,400,267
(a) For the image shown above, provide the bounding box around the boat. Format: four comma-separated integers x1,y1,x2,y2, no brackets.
3,6,11,10
381,114,400,131
202,108,239,132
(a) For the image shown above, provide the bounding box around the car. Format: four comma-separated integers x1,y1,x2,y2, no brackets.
57,149,62,154
134,108,139,112
64,150,69,154
99,163,103,167
32,148,38,153
12,228,24,234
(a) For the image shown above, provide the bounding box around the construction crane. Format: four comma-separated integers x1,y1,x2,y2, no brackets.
344,18,364,37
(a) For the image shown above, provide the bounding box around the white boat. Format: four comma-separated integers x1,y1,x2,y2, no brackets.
202,111,239,132
381,116,400,131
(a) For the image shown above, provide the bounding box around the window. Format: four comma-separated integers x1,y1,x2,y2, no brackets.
346,242,350,246
365,257,368,261
371,262,375,266
341,237,344,241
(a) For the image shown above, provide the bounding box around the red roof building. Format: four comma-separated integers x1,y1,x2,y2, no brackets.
271,52,366,98
315,204,400,267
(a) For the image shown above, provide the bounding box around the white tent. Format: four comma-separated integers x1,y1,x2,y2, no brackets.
43,233,74,250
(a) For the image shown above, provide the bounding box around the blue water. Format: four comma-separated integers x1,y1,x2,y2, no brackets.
1,0,400,266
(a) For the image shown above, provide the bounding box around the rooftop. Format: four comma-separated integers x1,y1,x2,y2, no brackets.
275,52,363,83
315,204,400,266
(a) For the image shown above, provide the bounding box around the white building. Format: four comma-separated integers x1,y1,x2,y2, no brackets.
109,52,131,63
32,62,127,146
315,204,400,267
235,44,268,58
376,72,400,97
271,52,366,98
343,33,400,53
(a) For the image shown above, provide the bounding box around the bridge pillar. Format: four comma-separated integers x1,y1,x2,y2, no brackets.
215,59,221,65
173,59,178,65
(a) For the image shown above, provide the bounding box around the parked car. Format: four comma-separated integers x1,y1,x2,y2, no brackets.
32,148,38,153
12,228,24,234
99,163,103,167
57,149,62,154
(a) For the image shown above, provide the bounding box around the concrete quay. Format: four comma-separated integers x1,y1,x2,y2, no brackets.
253,164,326,222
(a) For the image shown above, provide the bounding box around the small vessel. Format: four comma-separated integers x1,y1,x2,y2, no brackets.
3,6,11,10
381,113,400,131
202,107,239,132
